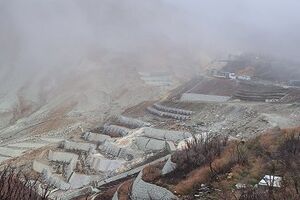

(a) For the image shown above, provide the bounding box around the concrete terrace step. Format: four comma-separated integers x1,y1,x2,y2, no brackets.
147,107,190,120
103,124,131,137
153,103,193,115
115,116,151,129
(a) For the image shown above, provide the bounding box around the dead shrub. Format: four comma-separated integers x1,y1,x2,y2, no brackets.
95,185,119,200
174,166,211,195
172,134,226,173
142,165,161,183
118,179,134,200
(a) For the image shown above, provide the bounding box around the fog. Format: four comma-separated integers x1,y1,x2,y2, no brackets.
1,0,300,73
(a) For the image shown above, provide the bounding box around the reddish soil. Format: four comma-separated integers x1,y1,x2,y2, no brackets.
188,78,238,96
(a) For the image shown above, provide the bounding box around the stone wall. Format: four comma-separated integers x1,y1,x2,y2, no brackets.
153,103,193,115
103,124,130,136
147,107,190,120
180,93,231,102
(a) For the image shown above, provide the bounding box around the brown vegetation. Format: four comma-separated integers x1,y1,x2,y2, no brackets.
0,166,50,200
117,179,134,200
142,165,161,183
157,127,300,199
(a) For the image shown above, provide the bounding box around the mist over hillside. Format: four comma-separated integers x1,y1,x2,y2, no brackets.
0,1,300,199
1,0,300,140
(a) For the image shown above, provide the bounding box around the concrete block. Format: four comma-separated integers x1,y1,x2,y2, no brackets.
153,103,193,115
147,107,190,120
132,171,177,200
82,132,111,143
103,125,130,136
180,93,231,102
135,137,166,152
99,141,137,160
63,141,96,152
43,170,70,190
116,116,151,129
32,160,52,173
89,154,124,172
68,172,90,189
0,156,10,163
48,151,79,163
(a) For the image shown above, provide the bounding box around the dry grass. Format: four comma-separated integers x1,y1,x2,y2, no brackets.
94,185,119,200
118,179,134,200
142,165,161,183
171,128,300,196
173,143,237,195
